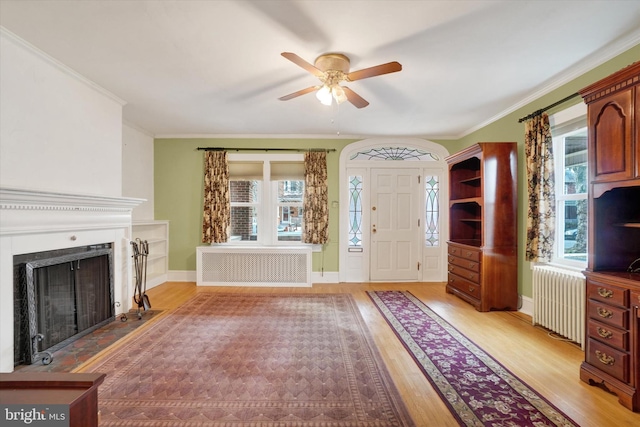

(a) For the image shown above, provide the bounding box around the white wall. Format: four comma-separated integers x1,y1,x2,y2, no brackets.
0,28,124,196
0,28,137,372
122,123,154,220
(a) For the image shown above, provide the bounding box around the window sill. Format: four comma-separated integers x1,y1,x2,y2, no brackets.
209,242,323,252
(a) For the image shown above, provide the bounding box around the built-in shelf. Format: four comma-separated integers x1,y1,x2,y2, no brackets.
132,220,169,291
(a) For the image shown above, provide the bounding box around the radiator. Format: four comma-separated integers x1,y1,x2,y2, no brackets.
532,265,586,349
196,246,312,287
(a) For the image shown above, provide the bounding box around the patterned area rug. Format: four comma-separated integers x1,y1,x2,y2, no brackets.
85,293,414,426
368,291,578,427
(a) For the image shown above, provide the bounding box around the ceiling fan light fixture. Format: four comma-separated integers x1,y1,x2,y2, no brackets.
280,51,401,109
332,85,347,104
316,85,333,106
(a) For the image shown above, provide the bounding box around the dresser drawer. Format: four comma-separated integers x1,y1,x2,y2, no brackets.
587,280,628,308
447,263,480,283
587,319,629,351
448,255,480,273
447,245,480,262
588,301,628,329
448,273,481,300
586,338,629,383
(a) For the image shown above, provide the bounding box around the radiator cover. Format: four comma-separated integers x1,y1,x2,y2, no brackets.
197,246,312,287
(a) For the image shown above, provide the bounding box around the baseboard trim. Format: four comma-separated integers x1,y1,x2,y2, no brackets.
519,295,533,318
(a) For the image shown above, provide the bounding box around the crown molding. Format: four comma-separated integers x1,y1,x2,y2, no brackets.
460,32,640,139
1,26,127,106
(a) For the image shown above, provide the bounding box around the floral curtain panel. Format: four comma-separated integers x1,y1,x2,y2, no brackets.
202,151,230,244
525,113,556,262
303,151,329,244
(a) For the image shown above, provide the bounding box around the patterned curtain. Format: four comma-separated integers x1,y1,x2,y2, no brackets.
202,151,230,244
303,151,329,244
525,113,556,262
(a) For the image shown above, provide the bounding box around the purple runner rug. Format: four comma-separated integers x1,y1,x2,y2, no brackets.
84,293,414,426
368,290,579,427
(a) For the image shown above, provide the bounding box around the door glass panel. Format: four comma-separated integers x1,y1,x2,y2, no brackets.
348,175,363,246
424,175,440,247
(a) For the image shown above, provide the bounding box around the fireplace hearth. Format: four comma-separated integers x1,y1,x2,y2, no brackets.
13,244,114,366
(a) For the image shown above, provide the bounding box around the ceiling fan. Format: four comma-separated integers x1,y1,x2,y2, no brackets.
279,52,402,108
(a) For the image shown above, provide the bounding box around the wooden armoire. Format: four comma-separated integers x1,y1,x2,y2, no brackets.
445,142,518,312
579,61,640,412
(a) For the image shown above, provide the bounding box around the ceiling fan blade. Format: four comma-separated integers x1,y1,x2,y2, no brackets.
342,87,369,109
279,86,319,101
281,52,324,78
346,61,402,81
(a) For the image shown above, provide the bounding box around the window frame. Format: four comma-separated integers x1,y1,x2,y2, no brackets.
228,153,309,247
549,103,588,269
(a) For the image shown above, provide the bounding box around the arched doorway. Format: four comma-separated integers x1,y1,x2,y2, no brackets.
339,138,449,282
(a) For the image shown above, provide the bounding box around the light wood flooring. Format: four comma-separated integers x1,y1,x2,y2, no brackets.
80,281,640,426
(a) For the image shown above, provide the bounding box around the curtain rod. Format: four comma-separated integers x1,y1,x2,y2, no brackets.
197,147,336,152
517,92,581,123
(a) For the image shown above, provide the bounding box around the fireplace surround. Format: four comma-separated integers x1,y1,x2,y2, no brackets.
0,187,143,372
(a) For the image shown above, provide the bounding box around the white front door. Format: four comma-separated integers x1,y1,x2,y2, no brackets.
370,168,421,281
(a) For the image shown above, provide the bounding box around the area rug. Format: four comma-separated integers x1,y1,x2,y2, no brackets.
368,291,578,427
85,293,414,426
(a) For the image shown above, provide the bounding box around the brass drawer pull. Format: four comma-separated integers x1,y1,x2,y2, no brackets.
451,248,458,255
597,288,613,298
469,286,476,293
597,327,612,339
469,262,476,269
597,307,613,318
595,350,615,366
466,251,473,257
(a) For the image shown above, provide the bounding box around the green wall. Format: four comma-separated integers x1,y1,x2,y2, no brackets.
155,44,639,298
448,44,640,298
154,138,357,273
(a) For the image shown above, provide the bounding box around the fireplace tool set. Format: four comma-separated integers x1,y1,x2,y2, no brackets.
130,238,152,320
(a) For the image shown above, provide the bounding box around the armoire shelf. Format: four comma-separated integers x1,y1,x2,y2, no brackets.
446,142,517,312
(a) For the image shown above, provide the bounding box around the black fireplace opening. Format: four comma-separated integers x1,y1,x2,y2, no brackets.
13,243,115,366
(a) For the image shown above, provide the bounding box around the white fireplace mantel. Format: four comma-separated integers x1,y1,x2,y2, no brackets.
0,187,145,372
1,187,144,235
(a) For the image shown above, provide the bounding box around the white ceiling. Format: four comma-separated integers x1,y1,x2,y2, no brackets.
1,1,639,139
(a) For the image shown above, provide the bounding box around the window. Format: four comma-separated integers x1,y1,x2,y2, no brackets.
228,154,305,245
550,104,588,266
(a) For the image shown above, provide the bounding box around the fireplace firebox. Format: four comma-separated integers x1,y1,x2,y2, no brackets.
13,244,114,366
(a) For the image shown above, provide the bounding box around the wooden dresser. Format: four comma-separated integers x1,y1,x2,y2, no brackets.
445,142,518,312
0,372,105,426
579,61,640,412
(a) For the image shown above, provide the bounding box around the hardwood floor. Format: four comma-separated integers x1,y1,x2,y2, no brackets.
82,281,640,426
